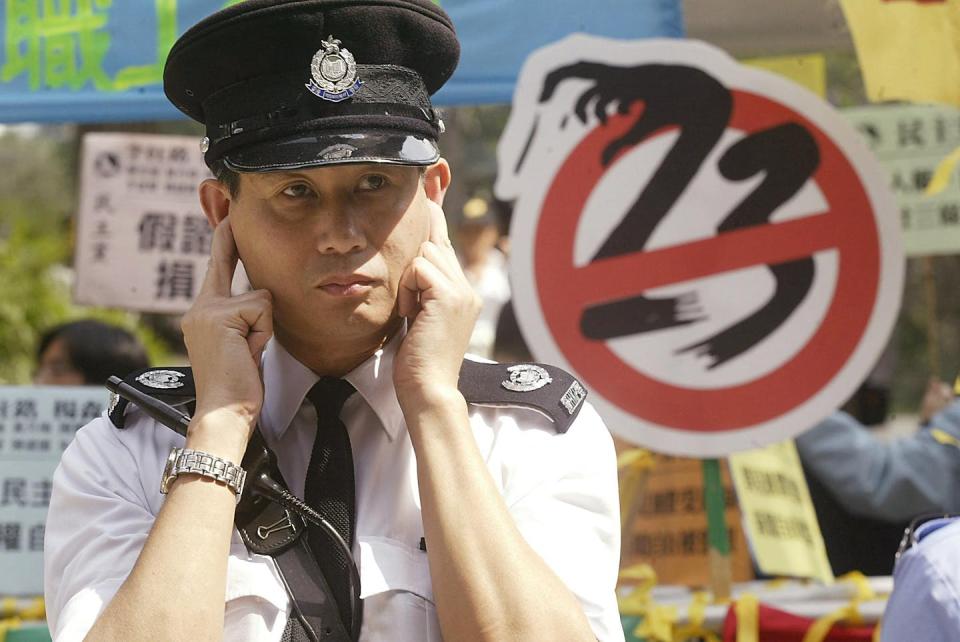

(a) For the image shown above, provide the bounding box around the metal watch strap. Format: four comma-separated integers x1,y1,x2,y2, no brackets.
162,447,247,500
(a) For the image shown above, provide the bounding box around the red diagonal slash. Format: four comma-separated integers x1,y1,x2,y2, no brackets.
532,91,881,431
570,212,837,307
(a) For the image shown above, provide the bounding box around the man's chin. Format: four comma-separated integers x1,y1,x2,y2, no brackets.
281,305,396,344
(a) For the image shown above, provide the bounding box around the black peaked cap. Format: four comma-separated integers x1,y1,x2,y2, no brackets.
163,0,460,171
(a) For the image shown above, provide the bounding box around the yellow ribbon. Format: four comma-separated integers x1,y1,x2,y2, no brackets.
931,428,960,449
674,591,722,642
839,571,876,602
925,145,960,197
735,594,759,642
0,617,21,642
802,602,863,642
618,449,657,472
633,604,678,642
617,564,680,642
802,572,875,642
0,597,44,622
618,564,658,616
19,598,44,621
873,619,882,642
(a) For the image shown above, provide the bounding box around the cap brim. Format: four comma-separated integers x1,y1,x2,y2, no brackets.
221,129,439,172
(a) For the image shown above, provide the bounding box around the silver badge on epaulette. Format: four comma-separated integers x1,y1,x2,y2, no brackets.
136,370,185,390
306,36,362,102
502,364,552,392
560,381,587,416
108,391,121,415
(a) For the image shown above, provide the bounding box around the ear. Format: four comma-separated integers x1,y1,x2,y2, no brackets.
199,178,232,227
423,158,452,206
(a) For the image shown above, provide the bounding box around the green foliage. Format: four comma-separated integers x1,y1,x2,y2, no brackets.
0,127,172,384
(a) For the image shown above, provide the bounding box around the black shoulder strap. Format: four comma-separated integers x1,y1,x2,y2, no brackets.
234,434,353,642
108,367,196,429
457,360,588,434
113,361,588,434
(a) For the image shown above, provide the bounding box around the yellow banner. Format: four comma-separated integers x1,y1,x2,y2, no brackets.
841,0,960,107
728,441,833,584
743,54,827,98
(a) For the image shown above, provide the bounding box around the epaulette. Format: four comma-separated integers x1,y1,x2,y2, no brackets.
108,367,196,429
458,360,587,434
108,361,588,435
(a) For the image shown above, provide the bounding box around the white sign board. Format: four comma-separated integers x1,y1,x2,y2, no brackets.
845,103,960,257
74,132,215,313
495,37,903,456
0,386,107,595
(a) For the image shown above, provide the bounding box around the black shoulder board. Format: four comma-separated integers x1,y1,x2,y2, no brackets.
108,362,588,434
457,360,588,434
109,367,196,430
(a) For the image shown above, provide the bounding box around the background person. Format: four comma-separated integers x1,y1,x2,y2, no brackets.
34,319,149,386
457,196,510,359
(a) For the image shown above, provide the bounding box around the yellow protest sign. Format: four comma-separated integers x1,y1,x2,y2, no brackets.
841,0,960,107
728,441,833,584
743,54,827,98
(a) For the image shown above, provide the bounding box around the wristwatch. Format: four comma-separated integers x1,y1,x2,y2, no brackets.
161,447,247,502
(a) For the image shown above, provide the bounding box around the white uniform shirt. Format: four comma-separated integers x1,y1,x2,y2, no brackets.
44,333,624,641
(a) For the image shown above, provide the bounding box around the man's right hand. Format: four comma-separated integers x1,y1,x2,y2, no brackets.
180,217,273,461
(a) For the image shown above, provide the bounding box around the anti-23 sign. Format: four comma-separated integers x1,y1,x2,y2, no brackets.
496,38,903,457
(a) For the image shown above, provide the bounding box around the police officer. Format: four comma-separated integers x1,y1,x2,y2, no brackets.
881,516,960,641
43,2,623,641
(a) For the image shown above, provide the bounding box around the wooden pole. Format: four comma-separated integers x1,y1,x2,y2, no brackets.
702,458,732,600
618,449,654,549
923,256,941,379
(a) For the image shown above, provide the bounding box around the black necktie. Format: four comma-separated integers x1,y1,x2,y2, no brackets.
304,377,358,635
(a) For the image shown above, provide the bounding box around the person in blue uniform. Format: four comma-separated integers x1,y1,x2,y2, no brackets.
796,385,960,523
881,516,960,641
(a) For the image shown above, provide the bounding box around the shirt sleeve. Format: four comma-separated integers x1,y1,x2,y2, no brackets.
43,416,158,642
882,523,960,642
502,402,625,642
794,404,960,522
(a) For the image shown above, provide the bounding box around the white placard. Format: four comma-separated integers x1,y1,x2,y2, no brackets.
0,386,107,596
74,132,215,313
845,103,960,257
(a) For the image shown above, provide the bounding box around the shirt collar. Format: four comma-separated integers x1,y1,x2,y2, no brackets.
260,328,406,442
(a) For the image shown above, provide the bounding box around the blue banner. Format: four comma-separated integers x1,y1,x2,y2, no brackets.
0,0,683,123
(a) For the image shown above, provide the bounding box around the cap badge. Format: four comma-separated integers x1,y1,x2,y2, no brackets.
318,143,358,161
306,36,362,102
136,370,186,390
501,364,553,393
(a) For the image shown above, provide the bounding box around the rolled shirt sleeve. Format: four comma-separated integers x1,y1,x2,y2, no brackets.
44,414,178,642
478,401,624,642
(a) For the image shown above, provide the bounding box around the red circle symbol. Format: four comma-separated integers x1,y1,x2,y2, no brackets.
535,91,881,431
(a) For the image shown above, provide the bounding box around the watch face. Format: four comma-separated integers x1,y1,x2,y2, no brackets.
160,448,180,494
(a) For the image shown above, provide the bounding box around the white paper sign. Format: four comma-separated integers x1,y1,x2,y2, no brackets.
74,132,215,313
844,103,960,257
0,386,107,596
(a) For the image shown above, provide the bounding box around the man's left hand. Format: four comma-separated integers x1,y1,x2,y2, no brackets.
394,199,480,407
